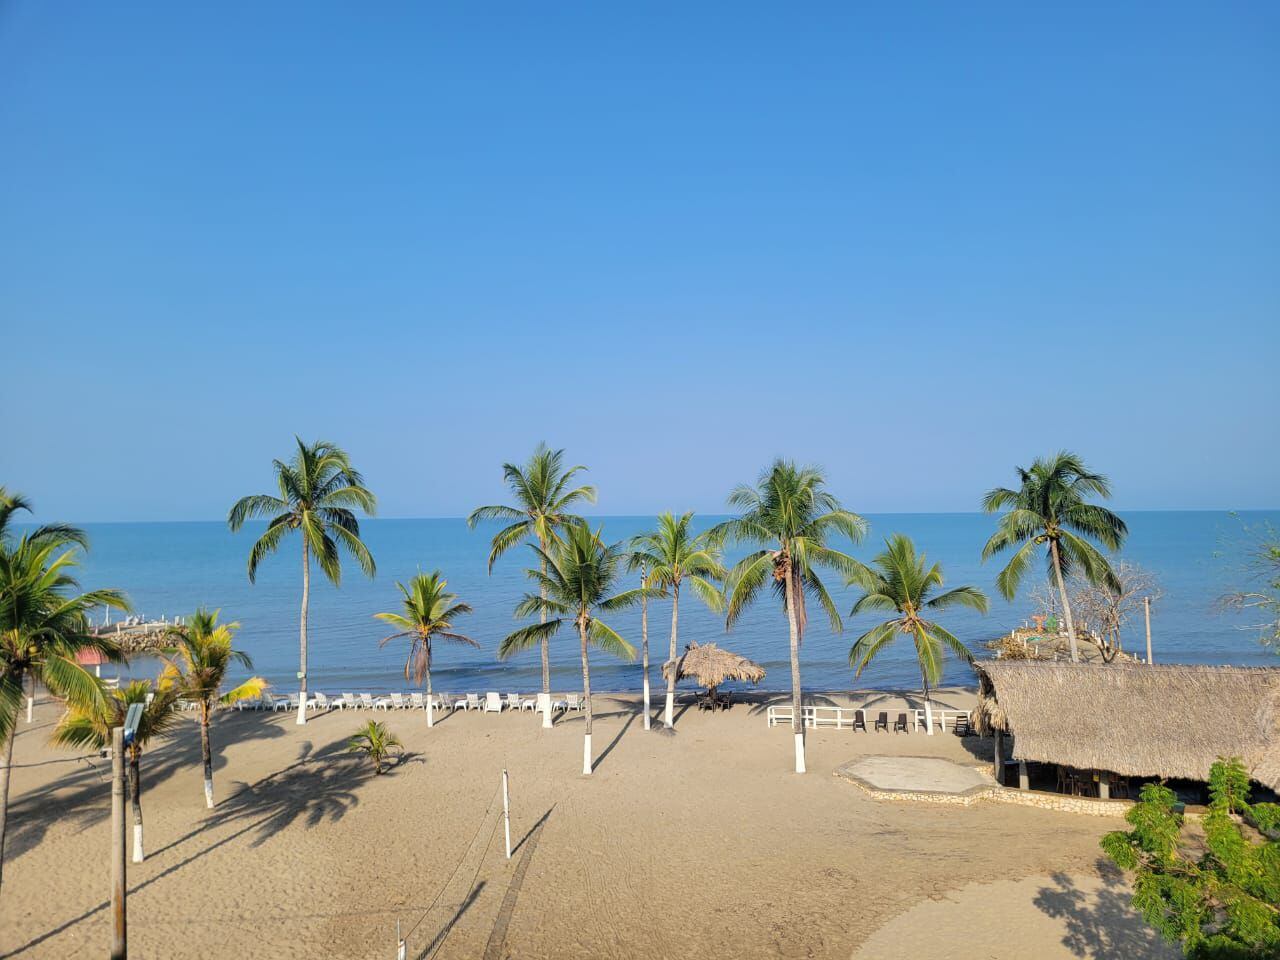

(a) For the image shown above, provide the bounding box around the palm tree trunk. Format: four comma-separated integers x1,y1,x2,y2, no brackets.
298,536,311,725
129,749,145,862
0,712,16,895
1049,539,1081,663
785,567,805,774
425,664,434,729
200,703,214,809
921,672,934,736
663,581,680,728
580,620,593,776
539,548,552,729
640,567,650,731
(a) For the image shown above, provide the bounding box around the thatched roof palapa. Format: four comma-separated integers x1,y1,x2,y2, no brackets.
974,661,1280,790
662,641,765,689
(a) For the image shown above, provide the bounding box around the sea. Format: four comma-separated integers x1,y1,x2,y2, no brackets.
54,512,1279,696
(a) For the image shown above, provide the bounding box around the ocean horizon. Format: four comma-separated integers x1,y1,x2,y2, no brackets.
50,510,1280,695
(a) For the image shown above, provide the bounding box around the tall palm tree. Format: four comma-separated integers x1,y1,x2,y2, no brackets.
53,679,180,861
0,524,127,894
982,451,1127,663
468,444,595,727
847,534,988,730
228,438,376,724
160,609,266,808
500,525,646,775
625,558,660,730
629,512,724,730
710,461,867,773
374,572,477,728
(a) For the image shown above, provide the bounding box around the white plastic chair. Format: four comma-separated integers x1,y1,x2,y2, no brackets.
505,693,521,711
389,693,408,709
409,693,426,710
484,692,503,713
341,692,358,710
464,693,481,711
312,692,332,711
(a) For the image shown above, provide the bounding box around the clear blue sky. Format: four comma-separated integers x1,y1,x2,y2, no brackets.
2,2,1276,521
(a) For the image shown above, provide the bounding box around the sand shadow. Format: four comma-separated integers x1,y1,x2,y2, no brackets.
483,807,554,960
592,713,636,772
412,881,487,960
1032,862,1174,959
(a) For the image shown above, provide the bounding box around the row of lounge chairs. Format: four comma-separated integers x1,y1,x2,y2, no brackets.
765,705,972,735
233,691,588,714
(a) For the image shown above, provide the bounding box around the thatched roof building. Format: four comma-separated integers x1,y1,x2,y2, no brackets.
662,641,765,690
974,661,1280,790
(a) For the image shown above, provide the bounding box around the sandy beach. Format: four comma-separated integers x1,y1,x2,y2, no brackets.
1,688,1175,960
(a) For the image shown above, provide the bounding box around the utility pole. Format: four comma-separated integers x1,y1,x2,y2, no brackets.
111,726,127,959
1144,596,1153,665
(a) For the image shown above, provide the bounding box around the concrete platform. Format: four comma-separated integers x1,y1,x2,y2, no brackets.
836,755,992,799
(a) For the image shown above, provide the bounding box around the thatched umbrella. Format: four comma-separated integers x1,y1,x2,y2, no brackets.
662,641,765,700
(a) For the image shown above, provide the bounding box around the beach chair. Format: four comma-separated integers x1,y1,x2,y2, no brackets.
360,693,388,710
874,711,889,732
409,692,426,710
852,710,867,732
341,692,359,710
565,693,583,712
952,713,971,736
463,693,481,711
389,693,408,710
893,712,908,733
520,695,537,712
533,692,566,716
484,692,504,713
505,693,521,711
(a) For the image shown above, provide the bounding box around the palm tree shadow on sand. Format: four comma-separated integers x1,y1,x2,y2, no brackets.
1033,861,1177,959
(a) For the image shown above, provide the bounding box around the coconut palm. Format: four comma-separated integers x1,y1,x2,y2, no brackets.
847,534,988,729
982,451,1128,663
53,679,180,861
467,444,596,727
627,559,660,730
629,512,725,730
374,572,476,728
709,461,867,773
500,525,647,775
228,438,376,724
159,609,266,808
0,524,127,894
347,720,403,774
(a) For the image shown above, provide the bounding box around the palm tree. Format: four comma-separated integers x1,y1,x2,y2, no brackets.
982,451,1128,663
467,444,596,727
710,461,867,773
160,609,266,808
347,720,403,774
625,558,660,731
374,572,476,728
228,438,376,725
500,525,646,775
847,534,988,731
629,512,724,730
53,679,180,861
0,522,127,894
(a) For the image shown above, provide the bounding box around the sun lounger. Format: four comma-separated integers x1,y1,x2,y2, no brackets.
505,693,521,711
312,692,332,711
520,695,537,711
409,692,426,710
564,693,584,712
532,692,566,715
360,693,389,710
340,692,358,710
389,692,408,709
461,693,481,711
484,692,503,713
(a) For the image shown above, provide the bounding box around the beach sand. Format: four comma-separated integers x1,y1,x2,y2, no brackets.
0,688,1176,959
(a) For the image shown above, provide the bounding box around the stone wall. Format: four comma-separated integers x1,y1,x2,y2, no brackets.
836,770,1134,818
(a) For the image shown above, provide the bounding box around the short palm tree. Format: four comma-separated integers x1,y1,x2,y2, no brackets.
710,461,867,773
982,451,1127,663
847,534,988,727
53,679,180,861
160,609,266,808
374,572,476,728
0,520,127,894
228,438,376,725
468,444,595,727
347,720,403,774
501,525,646,775
629,512,724,730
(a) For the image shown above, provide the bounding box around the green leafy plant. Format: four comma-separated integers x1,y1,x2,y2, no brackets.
347,720,403,774
1101,757,1280,958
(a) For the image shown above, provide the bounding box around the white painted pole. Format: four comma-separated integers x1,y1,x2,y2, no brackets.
1144,596,1153,665
502,769,511,860
396,920,406,960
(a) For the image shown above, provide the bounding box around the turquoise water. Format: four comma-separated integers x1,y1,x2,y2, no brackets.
59,512,1278,695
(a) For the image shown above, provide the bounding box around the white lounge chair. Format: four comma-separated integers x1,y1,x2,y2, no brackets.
520,695,537,712
312,692,333,711
484,692,503,713
340,692,358,710
505,693,521,711
360,693,389,711
565,693,583,712
389,692,408,710
463,693,481,711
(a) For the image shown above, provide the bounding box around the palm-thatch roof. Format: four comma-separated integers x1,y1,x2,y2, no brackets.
662,641,765,689
974,661,1280,790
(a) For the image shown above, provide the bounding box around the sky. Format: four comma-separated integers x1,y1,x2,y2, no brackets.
1,2,1277,522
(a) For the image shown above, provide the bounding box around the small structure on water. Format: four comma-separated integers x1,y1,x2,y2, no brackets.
974,661,1280,799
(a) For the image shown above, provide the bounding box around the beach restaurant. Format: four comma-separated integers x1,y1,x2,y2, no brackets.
973,661,1280,801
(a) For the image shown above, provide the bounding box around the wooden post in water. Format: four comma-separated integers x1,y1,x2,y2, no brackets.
1144,597,1153,665
111,726,127,959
